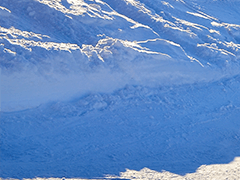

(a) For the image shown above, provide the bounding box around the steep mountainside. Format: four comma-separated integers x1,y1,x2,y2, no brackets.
1,0,240,179
1,0,240,111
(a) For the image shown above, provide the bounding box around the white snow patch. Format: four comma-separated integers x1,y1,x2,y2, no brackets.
107,157,240,179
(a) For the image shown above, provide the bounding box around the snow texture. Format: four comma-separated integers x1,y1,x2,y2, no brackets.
1,0,240,179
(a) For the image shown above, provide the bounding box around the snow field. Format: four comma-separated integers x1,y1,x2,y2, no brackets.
1,75,240,178
1,0,240,179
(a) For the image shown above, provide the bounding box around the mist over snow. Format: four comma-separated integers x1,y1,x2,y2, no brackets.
0,0,240,179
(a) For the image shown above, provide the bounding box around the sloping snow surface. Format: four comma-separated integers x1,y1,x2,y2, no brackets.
1,0,240,179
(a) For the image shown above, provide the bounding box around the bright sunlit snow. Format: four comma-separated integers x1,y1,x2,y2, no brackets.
1,0,240,179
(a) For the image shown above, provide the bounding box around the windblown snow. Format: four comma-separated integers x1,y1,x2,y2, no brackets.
0,0,240,179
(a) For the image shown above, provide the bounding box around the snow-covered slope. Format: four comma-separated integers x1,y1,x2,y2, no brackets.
1,75,240,178
1,0,240,179
1,0,240,111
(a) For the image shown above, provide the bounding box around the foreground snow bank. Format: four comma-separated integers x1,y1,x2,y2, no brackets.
110,157,240,180
1,157,239,179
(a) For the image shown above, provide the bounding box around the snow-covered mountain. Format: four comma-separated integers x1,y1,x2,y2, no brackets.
1,0,240,179
1,0,240,111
